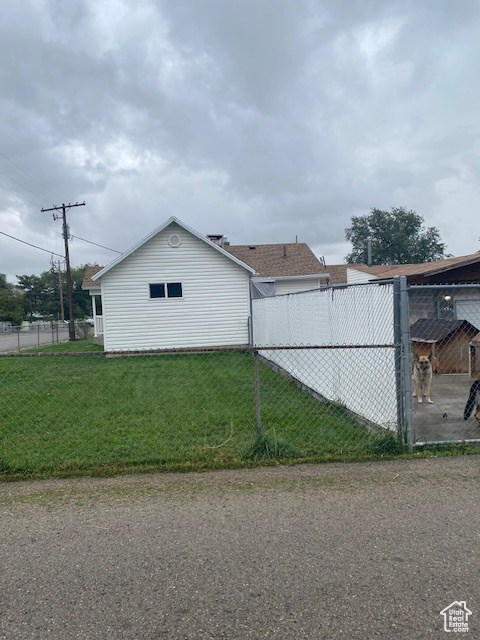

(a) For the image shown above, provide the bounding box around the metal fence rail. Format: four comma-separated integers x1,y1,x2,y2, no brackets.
0,322,70,353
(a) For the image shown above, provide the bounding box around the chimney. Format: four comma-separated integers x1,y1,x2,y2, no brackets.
207,234,229,247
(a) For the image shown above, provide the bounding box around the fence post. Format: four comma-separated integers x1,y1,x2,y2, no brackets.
393,277,404,435
253,350,263,437
400,277,414,448
394,277,414,449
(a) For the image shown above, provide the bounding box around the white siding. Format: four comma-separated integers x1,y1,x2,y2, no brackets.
274,277,322,295
101,223,251,351
347,268,378,284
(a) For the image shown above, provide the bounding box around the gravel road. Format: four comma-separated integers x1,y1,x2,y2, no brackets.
0,457,479,639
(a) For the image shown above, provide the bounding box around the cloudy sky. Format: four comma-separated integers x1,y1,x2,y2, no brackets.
1,0,480,281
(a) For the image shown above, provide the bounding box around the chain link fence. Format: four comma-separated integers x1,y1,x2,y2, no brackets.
1,279,478,477
0,345,402,477
0,322,70,353
408,283,480,445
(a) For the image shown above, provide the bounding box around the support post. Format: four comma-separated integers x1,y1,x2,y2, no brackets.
394,276,414,448
393,277,404,435
253,350,262,437
400,277,414,448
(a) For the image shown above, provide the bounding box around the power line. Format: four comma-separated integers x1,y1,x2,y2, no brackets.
0,231,64,258
0,149,65,201
70,235,122,254
0,182,45,208
0,168,53,206
0,207,50,233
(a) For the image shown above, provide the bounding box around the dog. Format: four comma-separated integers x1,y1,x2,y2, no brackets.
412,355,433,404
463,380,480,424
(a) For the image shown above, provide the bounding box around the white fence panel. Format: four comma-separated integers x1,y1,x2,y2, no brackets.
252,283,397,430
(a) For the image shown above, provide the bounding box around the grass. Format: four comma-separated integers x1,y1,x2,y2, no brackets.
0,349,406,478
23,338,104,353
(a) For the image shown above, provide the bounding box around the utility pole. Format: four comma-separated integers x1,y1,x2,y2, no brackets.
57,260,65,322
41,202,85,341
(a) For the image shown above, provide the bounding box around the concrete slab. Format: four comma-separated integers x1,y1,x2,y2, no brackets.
413,373,480,443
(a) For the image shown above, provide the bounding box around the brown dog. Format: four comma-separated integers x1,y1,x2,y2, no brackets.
412,355,433,404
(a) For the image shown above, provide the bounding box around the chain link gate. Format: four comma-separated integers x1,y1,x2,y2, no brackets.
405,282,480,445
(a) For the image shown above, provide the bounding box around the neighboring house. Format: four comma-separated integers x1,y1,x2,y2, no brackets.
410,318,479,374
222,240,342,295
345,253,480,328
345,252,480,285
82,265,103,337
82,219,341,348
83,218,255,351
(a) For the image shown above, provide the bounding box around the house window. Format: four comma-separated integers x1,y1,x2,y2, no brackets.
150,283,165,298
149,283,183,299
166,282,183,298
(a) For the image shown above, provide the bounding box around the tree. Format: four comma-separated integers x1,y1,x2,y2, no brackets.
0,273,25,325
16,266,92,321
345,207,448,265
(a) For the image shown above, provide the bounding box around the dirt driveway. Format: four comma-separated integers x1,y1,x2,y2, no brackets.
1,457,479,639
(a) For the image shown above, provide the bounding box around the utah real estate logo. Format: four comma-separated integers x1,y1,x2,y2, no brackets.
440,601,472,633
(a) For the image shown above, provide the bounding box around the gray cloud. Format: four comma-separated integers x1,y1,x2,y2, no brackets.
1,0,480,280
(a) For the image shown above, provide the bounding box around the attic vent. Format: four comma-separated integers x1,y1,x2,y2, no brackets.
249,246,256,250
168,234,182,248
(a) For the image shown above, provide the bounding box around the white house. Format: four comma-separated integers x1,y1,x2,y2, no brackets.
83,218,343,349
86,217,255,352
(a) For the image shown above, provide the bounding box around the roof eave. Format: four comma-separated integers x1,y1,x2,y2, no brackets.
252,273,330,282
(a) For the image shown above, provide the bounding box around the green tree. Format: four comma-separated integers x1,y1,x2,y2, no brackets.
16,274,48,320
16,266,92,321
71,265,92,319
0,290,24,324
0,273,25,324
345,207,448,265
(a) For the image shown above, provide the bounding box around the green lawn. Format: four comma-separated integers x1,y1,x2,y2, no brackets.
0,351,399,477
24,338,104,353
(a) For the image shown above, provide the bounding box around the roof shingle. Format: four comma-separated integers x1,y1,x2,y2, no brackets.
225,243,325,278
350,252,480,280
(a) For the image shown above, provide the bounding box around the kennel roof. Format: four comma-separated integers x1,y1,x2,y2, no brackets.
410,318,479,343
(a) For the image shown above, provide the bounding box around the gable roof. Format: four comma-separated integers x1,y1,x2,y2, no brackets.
91,217,255,282
410,318,479,343
82,219,349,287
350,252,480,280
225,243,328,279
